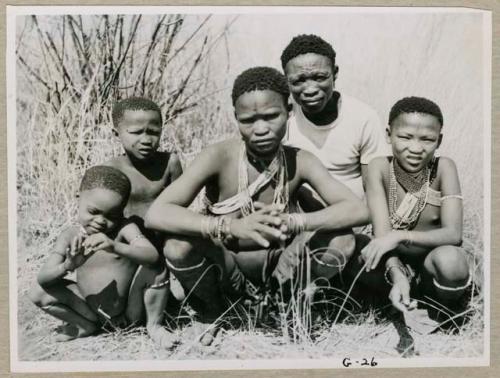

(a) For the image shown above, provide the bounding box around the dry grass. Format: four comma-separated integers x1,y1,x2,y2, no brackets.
14,13,485,363
17,231,484,361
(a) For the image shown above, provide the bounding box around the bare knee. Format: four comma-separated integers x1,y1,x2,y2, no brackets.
328,232,356,261
425,246,469,285
28,283,54,308
163,238,197,267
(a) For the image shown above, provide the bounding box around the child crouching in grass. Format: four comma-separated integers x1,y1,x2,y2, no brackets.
29,166,160,341
104,97,183,349
351,96,470,320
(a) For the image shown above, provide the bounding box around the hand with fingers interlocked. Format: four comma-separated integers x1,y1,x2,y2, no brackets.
82,232,115,254
230,202,289,248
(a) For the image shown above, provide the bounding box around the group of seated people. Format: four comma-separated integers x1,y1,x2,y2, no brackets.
28,34,472,348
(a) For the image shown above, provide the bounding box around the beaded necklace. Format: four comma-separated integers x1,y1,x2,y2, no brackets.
388,158,432,230
238,141,289,217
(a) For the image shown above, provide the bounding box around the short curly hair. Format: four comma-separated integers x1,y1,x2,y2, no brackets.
112,97,162,127
231,66,290,105
280,34,336,70
80,165,131,201
389,96,443,127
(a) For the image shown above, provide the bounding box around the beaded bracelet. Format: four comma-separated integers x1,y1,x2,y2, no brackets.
384,264,409,286
202,216,233,243
287,213,306,234
216,216,224,241
209,217,219,241
200,216,211,238
130,234,146,245
222,217,232,239
201,216,218,239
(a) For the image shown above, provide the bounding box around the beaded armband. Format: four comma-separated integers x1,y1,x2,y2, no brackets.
384,264,410,286
130,234,147,245
441,194,463,201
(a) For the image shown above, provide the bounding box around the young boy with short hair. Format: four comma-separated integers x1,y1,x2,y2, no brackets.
29,166,159,341
145,67,369,345
105,97,183,348
358,96,470,315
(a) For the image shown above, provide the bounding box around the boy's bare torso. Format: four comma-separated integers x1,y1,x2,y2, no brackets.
106,152,179,220
61,225,137,318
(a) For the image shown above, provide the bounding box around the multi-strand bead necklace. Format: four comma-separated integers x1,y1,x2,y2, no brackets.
388,158,433,230
238,141,289,217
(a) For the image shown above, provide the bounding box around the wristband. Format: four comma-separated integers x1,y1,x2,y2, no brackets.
287,213,306,234
216,217,224,241
201,216,215,239
223,217,232,238
384,264,408,286
130,234,146,245
202,216,233,243
217,216,233,241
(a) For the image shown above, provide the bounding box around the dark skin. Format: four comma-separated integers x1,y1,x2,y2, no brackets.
107,109,183,221
284,52,371,190
107,151,182,221
145,89,367,347
146,90,368,253
284,53,340,126
359,113,467,312
31,188,158,341
105,108,183,349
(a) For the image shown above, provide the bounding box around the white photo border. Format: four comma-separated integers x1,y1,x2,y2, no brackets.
7,5,492,373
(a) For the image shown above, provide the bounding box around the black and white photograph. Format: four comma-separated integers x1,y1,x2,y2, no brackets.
7,5,491,372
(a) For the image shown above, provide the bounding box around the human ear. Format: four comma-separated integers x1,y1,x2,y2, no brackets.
333,65,339,81
437,133,443,149
385,127,392,144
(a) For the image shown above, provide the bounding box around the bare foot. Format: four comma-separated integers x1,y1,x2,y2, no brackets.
54,323,97,342
169,273,186,301
147,324,177,350
199,322,220,346
54,324,78,342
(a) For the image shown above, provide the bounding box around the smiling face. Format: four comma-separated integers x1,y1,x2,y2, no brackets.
388,112,442,173
234,89,289,158
284,53,336,115
115,109,162,161
78,188,126,235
